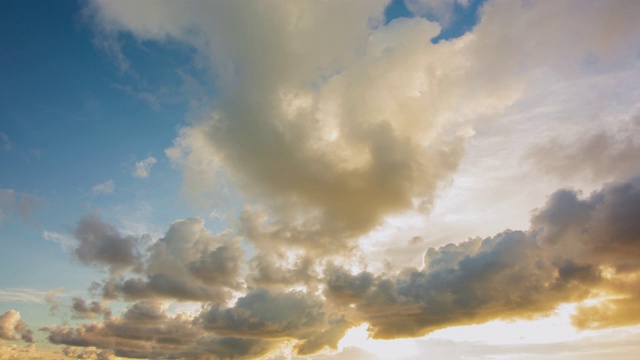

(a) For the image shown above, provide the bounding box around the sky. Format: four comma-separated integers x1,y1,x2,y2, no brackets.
2,0,640,359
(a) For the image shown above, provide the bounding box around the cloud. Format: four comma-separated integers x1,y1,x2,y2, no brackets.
91,180,115,196
46,300,279,359
71,298,112,320
43,177,640,356
322,176,640,338
46,288,64,315
89,0,640,258
72,213,142,273
83,217,243,303
43,230,75,251
132,156,157,179
528,111,640,183
0,310,33,343
0,288,47,304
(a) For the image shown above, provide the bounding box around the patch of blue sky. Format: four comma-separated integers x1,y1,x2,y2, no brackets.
384,0,485,42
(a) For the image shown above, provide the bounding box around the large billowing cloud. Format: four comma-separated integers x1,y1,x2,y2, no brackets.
86,0,640,256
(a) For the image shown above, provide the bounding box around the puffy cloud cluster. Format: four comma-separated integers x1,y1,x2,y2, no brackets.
0,310,33,343
48,293,346,359
80,217,244,303
324,177,640,338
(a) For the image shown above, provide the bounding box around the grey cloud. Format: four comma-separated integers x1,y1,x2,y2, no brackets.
199,288,350,355
47,301,281,359
528,123,640,183
72,213,142,274
88,217,242,302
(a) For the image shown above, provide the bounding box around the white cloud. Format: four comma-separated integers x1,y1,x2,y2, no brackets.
132,156,157,179
91,180,114,195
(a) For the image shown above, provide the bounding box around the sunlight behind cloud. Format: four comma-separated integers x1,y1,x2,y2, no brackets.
338,323,419,359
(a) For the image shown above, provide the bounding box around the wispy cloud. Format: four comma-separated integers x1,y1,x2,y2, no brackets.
0,288,47,304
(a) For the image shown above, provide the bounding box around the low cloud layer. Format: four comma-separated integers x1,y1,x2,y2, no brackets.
46,176,640,357
325,176,640,338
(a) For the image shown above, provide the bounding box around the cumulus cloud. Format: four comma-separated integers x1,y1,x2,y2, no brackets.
132,156,157,179
0,310,33,343
86,0,640,257
82,217,243,303
46,300,279,359
91,180,114,196
322,176,640,338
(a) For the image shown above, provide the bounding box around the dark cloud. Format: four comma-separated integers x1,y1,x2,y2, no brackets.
72,213,142,274
199,288,350,355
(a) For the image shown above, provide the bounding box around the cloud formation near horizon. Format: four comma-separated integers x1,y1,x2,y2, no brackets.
46,176,640,358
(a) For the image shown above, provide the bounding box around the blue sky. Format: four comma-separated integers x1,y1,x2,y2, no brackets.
2,1,640,359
